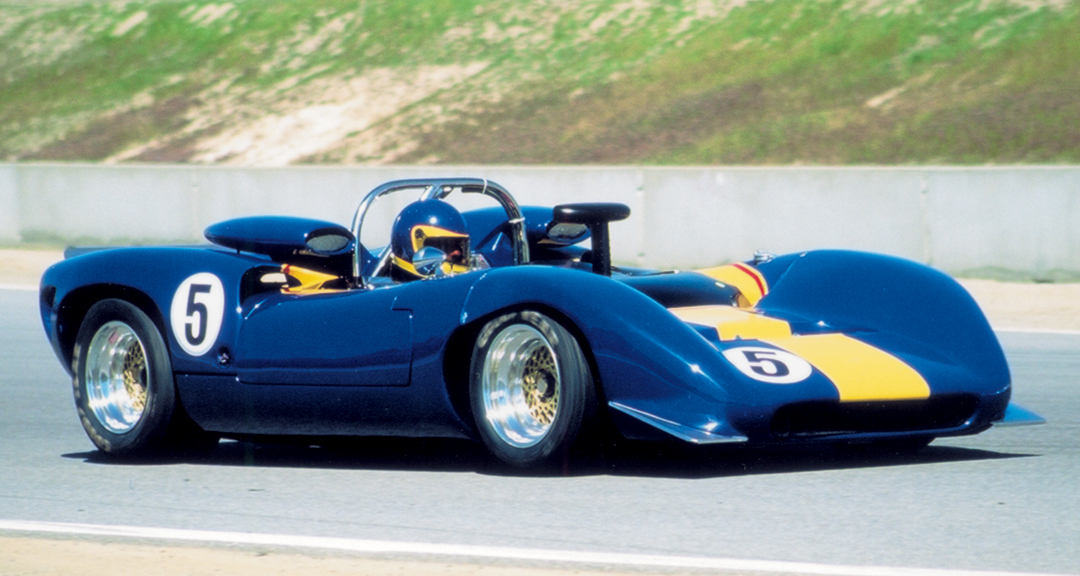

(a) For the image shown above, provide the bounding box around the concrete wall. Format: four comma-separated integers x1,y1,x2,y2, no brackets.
2,163,1078,280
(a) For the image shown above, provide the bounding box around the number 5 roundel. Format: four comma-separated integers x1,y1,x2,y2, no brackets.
721,346,813,384
170,273,225,357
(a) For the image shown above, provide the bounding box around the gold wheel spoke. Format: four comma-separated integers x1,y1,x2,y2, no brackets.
523,348,558,425
122,342,147,412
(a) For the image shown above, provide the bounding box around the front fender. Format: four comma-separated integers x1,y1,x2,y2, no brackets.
460,266,753,439
756,250,1010,396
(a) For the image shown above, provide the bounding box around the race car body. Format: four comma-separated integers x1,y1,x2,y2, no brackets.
39,178,1043,466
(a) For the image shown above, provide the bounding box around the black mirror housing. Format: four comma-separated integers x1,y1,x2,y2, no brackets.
552,203,631,276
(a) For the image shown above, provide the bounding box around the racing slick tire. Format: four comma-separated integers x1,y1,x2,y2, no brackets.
469,311,596,468
73,299,216,457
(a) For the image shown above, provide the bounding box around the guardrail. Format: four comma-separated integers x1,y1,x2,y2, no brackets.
2,163,1078,280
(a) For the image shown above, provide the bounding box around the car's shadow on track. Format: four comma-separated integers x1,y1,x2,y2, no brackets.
582,442,1035,479
64,436,1036,479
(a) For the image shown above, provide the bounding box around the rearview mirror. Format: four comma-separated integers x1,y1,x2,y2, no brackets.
305,228,354,255
552,203,631,276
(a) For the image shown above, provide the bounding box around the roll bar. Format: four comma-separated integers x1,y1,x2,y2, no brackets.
350,178,530,288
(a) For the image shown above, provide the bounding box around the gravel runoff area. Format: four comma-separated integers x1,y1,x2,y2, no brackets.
2,248,1077,576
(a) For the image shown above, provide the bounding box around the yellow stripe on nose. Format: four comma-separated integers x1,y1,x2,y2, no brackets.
669,306,792,341
670,306,931,402
763,334,931,402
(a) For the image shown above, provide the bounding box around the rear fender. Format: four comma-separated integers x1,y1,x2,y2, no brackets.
41,247,267,375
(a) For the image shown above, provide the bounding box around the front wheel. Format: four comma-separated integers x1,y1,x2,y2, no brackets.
470,311,596,468
73,299,214,456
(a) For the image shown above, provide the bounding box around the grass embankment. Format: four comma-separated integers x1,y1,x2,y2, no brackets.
1,0,1077,165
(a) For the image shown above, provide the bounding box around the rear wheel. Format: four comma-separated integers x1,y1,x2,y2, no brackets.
73,299,215,456
469,311,595,467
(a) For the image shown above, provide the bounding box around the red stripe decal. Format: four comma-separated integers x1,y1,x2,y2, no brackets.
732,263,765,296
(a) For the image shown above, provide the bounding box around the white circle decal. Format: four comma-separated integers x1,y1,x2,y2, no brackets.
722,346,813,384
170,273,225,357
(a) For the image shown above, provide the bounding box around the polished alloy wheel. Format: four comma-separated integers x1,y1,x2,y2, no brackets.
480,324,561,448
84,320,149,434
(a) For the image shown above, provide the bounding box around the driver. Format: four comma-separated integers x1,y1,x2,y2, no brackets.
390,199,471,280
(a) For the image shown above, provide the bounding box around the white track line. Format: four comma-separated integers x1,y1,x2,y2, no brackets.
0,284,37,292
0,520,1070,576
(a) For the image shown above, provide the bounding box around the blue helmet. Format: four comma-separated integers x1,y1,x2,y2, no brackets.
391,200,471,279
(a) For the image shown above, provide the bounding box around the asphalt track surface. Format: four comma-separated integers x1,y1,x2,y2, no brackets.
1,286,1077,575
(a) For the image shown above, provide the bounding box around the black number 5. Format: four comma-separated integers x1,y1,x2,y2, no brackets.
742,350,790,377
185,284,212,345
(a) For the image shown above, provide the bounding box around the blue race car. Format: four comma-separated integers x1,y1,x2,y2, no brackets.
39,178,1044,467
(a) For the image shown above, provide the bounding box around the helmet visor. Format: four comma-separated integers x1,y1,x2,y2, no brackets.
412,225,470,265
